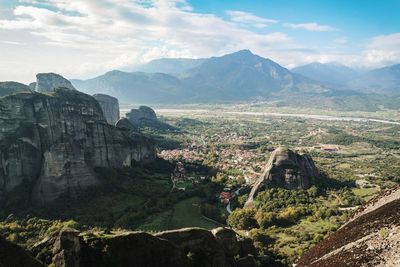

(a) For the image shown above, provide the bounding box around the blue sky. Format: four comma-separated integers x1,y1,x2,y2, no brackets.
192,0,400,35
0,0,399,82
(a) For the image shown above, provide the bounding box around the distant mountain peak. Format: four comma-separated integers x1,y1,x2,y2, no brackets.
231,49,253,55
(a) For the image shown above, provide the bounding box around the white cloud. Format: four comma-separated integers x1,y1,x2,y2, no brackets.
0,40,26,45
0,0,398,83
363,33,400,67
226,10,277,28
0,0,294,82
284,22,336,32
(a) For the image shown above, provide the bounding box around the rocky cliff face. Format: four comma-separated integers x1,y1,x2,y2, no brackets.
35,73,76,93
126,105,157,124
126,106,176,131
31,227,257,267
297,185,400,267
0,88,155,204
245,147,320,207
92,94,120,125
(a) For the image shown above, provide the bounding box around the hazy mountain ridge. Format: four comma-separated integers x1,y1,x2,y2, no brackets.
292,62,360,86
132,58,207,75
52,50,400,109
179,50,329,101
346,63,400,95
72,70,185,103
72,50,331,103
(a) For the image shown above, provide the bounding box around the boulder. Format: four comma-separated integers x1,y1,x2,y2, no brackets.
0,87,156,204
245,147,320,207
156,227,231,267
92,94,120,125
54,231,189,267
35,73,75,93
24,227,260,267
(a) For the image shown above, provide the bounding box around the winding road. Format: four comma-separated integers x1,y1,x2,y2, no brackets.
226,187,242,214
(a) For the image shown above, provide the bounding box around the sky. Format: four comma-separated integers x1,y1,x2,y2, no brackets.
0,0,399,83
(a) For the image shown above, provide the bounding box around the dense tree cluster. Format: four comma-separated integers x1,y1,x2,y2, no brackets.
227,187,360,230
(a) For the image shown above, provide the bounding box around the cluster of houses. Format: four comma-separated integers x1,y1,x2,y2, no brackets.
160,138,265,186
170,161,207,191
159,148,205,163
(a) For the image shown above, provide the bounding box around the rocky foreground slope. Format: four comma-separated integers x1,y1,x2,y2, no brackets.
0,236,45,267
3,227,257,267
297,185,400,267
0,87,155,204
245,147,320,207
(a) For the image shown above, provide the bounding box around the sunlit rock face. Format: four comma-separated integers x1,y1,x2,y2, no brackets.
35,73,76,93
0,87,155,204
93,93,120,125
245,147,320,207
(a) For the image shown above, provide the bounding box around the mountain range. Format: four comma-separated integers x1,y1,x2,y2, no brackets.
346,64,400,95
72,50,329,104
69,50,400,109
132,58,207,75
291,62,361,86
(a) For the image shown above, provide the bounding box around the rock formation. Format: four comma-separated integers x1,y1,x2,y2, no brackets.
0,81,30,97
52,228,81,267
0,87,155,204
126,106,176,131
126,105,157,124
92,93,120,125
156,227,234,267
297,185,400,267
245,147,320,207
23,227,257,267
35,73,76,93
0,236,45,267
